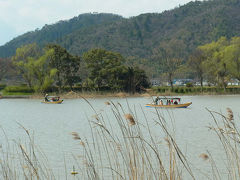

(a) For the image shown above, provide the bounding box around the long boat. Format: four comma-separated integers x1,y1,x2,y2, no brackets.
145,97,192,108
42,95,63,104
41,99,63,104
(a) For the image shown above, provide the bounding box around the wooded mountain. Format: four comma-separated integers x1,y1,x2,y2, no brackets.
1,0,240,61
0,13,123,58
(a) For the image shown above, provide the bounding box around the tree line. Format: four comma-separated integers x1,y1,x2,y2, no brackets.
9,43,150,93
1,36,240,94
187,36,240,91
150,36,240,91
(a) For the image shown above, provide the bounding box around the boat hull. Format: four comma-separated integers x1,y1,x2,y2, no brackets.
145,102,192,108
41,100,63,104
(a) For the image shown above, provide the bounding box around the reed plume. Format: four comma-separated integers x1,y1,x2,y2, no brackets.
199,153,209,161
104,101,111,105
71,132,81,140
226,108,233,121
124,113,136,126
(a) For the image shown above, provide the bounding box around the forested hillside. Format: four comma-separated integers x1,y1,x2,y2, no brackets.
0,13,123,57
1,0,240,61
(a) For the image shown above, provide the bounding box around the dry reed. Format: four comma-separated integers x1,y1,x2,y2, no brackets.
2,99,240,179
124,114,136,126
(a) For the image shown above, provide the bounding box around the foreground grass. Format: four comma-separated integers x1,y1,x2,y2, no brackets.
0,98,239,179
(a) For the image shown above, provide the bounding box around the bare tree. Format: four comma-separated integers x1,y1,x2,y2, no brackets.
187,49,205,91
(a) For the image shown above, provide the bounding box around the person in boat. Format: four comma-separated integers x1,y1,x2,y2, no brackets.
174,100,178,105
159,100,163,105
44,94,49,102
52,96,60,101
154,96,160,105
166,100,170,105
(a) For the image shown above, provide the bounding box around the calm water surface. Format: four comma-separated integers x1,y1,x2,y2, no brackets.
0,95,240,179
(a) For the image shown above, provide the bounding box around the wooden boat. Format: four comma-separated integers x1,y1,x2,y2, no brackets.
42,95,63,104
146,97,192,108
42,99,63,104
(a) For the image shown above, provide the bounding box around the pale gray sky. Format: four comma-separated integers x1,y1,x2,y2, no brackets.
0,0,194,46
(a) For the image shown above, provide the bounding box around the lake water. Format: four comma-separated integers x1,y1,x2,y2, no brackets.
0,95,240,179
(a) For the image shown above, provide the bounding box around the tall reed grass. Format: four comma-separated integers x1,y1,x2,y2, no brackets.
205,107,240,180
0,125,55,179
69,98,195,179
0,98,240,179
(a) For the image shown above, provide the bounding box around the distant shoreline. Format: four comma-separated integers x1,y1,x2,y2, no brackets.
1,90,240,99
0,92,149,99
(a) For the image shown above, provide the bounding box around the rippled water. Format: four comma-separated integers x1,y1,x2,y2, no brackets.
0,95,240,179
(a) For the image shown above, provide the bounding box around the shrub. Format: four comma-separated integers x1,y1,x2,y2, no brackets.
159,87,166,93
226,88,233,93
3,86,34,93
196,87,202,92
174,88,179,93
179,88,185,93
186,82,193,87
0,84,6,90
185,88,192,93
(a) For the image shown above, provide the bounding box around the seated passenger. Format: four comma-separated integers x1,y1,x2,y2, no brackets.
159,100,163,105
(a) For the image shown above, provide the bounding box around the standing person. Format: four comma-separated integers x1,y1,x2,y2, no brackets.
44,94,49,102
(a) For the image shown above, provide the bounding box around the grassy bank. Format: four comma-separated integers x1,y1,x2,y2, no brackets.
151,85,240,95
1,85,240,99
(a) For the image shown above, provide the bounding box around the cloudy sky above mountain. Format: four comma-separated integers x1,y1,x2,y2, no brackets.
0,0,193,45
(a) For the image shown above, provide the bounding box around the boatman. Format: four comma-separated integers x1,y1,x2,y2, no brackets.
154,96,160,105
44,94,49,102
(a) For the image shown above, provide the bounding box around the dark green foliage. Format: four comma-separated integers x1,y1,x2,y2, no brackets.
171,87,185,93
83,48,127,91
44,85,83,93
152,86,167,93
124,66,150,93
179,88,185,93
160,88,166,93
186,82,193,87
1,0,240,71
46,44,81,90
152,86,240,94
0,84,6,90
0,58,15,81
3,86,34,93
174,88,179,93
226,87,234,93
195,87,201,92
83,48,150,93
0,13,122,58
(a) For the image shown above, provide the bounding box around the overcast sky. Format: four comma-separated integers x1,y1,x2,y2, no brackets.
0,0,194,46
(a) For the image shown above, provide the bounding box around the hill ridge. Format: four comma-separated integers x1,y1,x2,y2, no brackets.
1,0,240,59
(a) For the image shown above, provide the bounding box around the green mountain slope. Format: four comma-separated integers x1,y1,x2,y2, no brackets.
1,0,240,60
0,13,123,57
